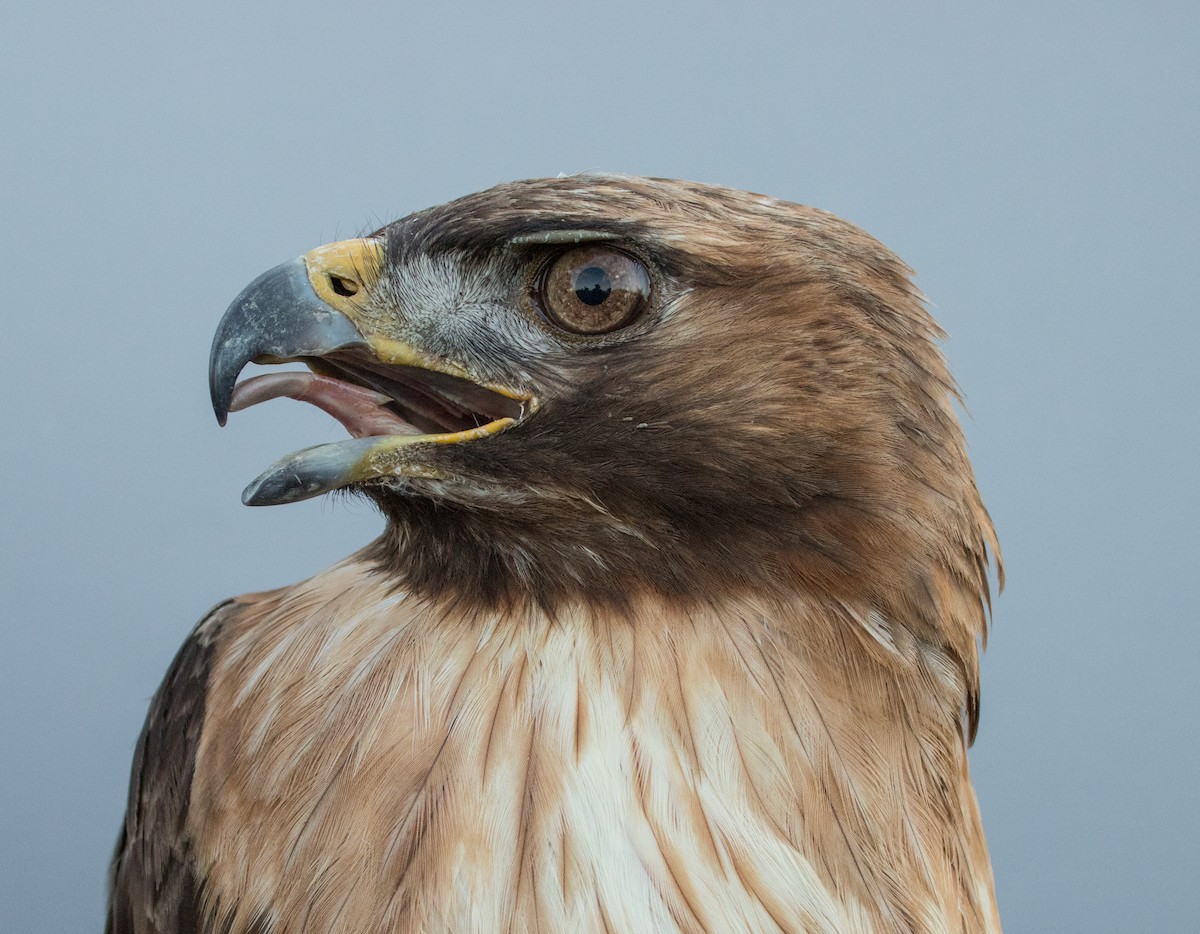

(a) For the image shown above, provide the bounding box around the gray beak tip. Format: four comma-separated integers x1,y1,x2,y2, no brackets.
208,257,368,431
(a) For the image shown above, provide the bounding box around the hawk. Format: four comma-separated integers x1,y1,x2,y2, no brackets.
109,176,1002,933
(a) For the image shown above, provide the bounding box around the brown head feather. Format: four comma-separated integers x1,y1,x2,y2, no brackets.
363,175,999,737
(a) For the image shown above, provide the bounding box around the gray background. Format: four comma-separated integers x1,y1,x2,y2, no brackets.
2,2,1196,931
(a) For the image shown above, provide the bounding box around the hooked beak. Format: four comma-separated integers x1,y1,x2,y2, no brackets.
209,239,526,506
209,255,371,426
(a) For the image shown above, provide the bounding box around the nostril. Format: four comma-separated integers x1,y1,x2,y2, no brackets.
329,274,359,297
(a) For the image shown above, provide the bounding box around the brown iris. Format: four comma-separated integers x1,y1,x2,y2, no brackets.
536,246,650,334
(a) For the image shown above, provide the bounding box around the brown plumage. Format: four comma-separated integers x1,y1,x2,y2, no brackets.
109,175,1002,933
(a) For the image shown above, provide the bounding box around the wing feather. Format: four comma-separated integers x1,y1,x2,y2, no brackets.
106,601,233,934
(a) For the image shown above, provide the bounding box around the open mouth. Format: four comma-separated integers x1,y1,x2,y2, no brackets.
228,351,528,441
209,242,533,506
218,347,532,507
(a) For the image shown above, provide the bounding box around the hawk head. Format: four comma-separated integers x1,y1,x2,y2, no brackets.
212,176,996,651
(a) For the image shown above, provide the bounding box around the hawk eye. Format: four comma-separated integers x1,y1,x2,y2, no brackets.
536,246,650,334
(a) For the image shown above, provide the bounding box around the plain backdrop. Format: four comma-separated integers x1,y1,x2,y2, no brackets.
2,2,1197,931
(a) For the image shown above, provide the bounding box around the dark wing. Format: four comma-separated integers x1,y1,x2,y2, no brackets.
106,601,233,934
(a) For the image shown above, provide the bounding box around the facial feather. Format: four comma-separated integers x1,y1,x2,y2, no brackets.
356,178,997,735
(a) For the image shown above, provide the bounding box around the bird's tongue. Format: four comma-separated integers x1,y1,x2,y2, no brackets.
229,372,420,438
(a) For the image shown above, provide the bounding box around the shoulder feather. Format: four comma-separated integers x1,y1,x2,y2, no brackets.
106,601,234,934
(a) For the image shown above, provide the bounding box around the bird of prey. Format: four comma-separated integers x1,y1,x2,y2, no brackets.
108,176,1002,933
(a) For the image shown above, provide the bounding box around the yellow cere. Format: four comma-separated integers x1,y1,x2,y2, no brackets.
303,239,387,314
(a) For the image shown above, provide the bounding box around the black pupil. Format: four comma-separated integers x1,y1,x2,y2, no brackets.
573,266,612,306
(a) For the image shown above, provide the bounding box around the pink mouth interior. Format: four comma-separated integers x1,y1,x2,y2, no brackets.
229,372,422,438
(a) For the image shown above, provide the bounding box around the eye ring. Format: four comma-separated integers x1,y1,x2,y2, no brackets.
533,246,651,335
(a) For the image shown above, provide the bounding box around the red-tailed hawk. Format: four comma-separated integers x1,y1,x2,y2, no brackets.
109,176,1002,933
